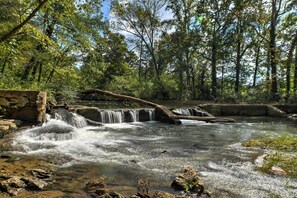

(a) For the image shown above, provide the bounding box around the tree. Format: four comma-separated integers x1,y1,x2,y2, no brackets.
0,0,49,42
165,0,201,100
111,0,170,98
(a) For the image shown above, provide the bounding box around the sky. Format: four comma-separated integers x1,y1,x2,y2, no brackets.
100,0,173,21
101,1,111,21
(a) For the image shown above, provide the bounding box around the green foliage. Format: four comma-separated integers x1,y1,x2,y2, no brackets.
108,70,154,99
0,0,297,101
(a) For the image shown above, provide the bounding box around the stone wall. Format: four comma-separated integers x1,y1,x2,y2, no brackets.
199,104,288,117
0,90,47,123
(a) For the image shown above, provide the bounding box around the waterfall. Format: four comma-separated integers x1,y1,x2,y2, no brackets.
51,108,88,128
173,109,192,115
128,110,139,122
100,110,124,124
172,108,210,117
148,109,155,121
52,108,156,125
96,109,155,124
90,109,155,123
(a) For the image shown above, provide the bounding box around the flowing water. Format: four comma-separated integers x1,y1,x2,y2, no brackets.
11,111,297,197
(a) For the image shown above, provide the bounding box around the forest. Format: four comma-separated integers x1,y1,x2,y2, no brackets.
0,0,297,103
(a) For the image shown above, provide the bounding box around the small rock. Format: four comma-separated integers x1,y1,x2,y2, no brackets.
270,166,287,175
6,187,24,196
31,168,52,180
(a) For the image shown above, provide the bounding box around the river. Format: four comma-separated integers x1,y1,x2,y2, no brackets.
11,112,297,197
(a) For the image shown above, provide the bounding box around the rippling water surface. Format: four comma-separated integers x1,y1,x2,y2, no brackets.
12,116,297,197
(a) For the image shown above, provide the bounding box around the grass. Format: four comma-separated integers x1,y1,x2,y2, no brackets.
243,134,297,177
243,135,297,152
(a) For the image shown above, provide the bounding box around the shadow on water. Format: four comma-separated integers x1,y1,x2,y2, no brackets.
11,114,297,197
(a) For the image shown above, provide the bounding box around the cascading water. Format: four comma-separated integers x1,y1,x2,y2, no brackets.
52,108,88,128
96,109,154,123
11,114,297,197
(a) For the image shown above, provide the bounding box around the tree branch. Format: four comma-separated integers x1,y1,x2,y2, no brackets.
0,0,49,42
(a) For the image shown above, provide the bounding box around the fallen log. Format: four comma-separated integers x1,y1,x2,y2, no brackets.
82,89,234,124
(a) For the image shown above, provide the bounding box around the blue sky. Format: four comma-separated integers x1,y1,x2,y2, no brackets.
101,1,111,20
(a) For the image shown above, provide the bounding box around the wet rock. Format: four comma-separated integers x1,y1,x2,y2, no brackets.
85,177,126,198
0,176,26,196
76,107,102,122
137,179,150,198
109,190,126,198
269,166,287,175
31,168,52,180
86,177,107,192
0,119,18,132
138,110,151,121
171,166,205,195
22,177,48,190
0,176,26,189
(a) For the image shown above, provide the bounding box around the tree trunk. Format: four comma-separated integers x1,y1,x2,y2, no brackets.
286,33,297,99
22,19,56,81
270,0,278,100
294,46,297,96
0,0,49,42
200,66,206,99
211,30,217,99
253,46,260,87
235,22,242,94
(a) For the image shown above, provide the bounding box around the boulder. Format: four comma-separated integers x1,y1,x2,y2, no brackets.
76,107,102,122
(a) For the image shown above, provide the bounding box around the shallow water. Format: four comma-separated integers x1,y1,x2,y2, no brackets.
12,116,297,197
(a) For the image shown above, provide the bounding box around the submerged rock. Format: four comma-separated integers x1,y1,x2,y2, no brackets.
152,191,176,198
86,177,107,192
86,177,126,198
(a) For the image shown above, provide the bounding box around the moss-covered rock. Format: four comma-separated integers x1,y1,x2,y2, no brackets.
171,166,205,195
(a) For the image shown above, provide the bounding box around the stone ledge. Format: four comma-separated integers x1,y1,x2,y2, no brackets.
0,90,46,123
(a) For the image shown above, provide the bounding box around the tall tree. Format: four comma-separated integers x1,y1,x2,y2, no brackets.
112,0,169,96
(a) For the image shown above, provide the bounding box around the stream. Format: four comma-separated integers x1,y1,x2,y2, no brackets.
10,111,297,197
